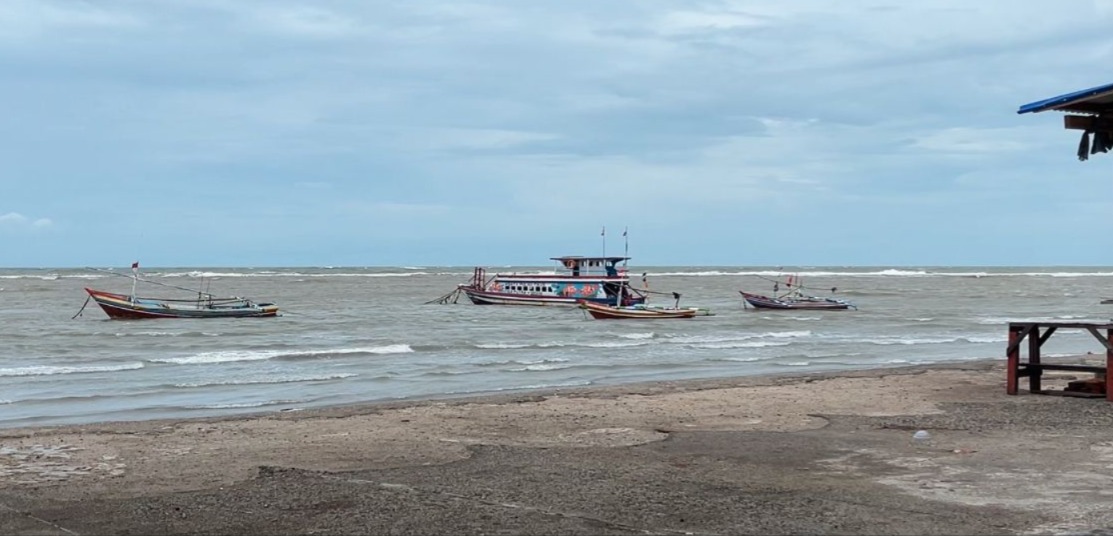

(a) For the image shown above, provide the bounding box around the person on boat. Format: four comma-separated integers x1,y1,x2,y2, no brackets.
565,259,580,277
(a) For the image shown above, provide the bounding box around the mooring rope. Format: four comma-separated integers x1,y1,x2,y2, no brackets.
71,296,91,319
425,286,465,305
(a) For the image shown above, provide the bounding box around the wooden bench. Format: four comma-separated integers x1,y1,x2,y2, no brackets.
1006,322,1112,400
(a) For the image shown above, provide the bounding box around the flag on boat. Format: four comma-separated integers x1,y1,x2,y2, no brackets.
601,226,605,236
622,227,627,237
131,261,139,273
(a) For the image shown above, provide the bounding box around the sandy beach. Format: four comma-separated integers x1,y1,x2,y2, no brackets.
2,358,1113,535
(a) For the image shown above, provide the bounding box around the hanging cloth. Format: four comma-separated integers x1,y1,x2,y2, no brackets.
1078,130,1092,161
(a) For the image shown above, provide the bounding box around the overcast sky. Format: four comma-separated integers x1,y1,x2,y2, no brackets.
3,0,1113,268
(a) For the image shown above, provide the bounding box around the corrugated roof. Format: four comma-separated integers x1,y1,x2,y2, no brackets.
1017,82,1113,114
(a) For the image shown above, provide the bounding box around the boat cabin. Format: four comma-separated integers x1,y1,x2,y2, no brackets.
551,256,629,278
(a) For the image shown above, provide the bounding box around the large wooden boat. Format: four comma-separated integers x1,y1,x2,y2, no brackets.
457,256,648,307
79,263,279,319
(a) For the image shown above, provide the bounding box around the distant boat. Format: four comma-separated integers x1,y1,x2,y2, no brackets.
740,273,856,311
739,291,855,311
84,288,279,319
578,300,704,319
78,263,278,320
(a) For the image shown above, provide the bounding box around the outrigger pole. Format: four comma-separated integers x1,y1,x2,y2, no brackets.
87,266,221,298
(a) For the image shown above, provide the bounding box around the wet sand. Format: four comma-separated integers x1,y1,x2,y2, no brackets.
2,358,1113,535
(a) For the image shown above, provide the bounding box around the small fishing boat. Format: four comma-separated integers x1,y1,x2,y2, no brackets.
740,272,856,311
578,271,711,319
578,300,701,319
77,263,279,320
739,290,855,311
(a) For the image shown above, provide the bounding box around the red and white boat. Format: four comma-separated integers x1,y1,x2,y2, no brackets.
83,288,279,319
79,263,279,319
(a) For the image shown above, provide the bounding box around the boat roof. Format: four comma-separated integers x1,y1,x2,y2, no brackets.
551,256,630,262
1017,81,1113,114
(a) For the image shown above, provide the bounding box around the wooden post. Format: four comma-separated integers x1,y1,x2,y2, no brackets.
1106,328,1113,402
1006,325,1020,395
1029,325,1042,393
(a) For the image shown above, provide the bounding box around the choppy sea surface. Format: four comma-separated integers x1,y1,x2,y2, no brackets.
2,265,1112,429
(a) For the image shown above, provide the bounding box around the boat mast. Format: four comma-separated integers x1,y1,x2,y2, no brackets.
623,226,628,270
626,227,634,304
130,261,139,303
601,225,606,257
618,227,628,306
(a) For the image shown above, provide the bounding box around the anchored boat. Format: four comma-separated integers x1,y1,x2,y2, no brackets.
578,299,711,320
740,273,856,311
83,288,279,319
455,256,648,307
739,290,855,311
77,263,279,320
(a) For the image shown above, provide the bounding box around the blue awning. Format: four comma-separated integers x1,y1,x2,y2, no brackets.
1018,82,1113,114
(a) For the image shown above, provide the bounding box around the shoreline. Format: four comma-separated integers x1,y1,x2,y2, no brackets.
0,357,1018,434
3,357,1113,535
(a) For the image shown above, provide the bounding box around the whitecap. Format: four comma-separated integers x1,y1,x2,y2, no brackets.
0,363,144,377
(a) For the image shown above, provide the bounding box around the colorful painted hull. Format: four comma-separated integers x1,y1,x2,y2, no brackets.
462,287,604,306
460,278,646,307
84,288,279,319
578,300,699,319
739,291,855,310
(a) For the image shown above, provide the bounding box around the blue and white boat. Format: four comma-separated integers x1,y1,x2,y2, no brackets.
459,256,648,307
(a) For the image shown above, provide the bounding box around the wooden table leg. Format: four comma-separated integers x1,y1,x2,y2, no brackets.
1029,326,1042,393
1007,326,1020,395
1106,329,1112,402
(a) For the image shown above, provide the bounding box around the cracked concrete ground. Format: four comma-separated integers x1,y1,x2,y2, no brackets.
2,360,1112,535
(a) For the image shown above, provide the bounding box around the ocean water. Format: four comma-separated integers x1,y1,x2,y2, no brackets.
2,265,1112,429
